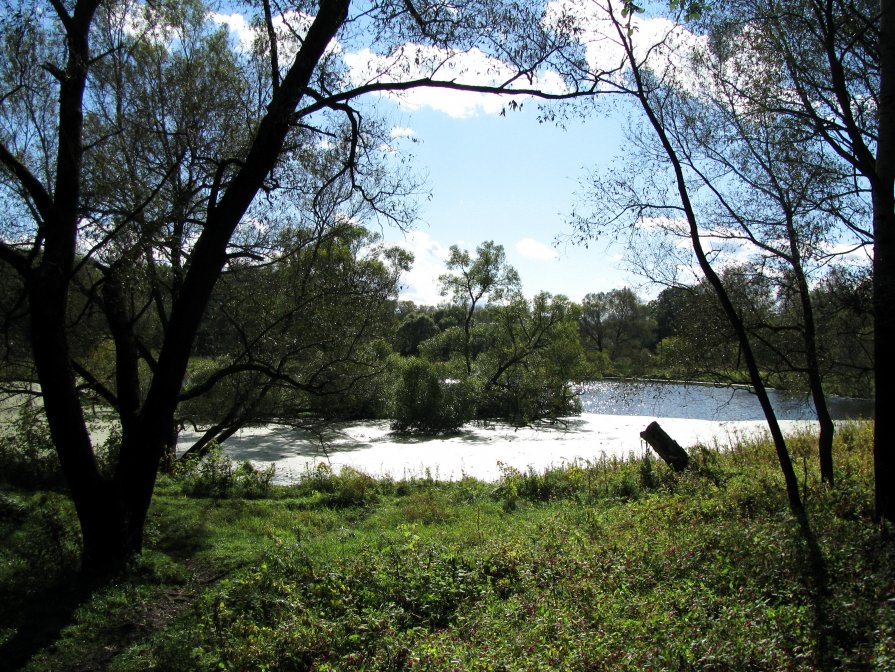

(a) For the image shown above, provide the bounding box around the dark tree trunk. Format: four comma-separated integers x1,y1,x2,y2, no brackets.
875,0,895,523
616,17,805,514
787,223,836,485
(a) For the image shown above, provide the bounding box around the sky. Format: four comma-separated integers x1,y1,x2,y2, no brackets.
208,0,870,307
376,98,638,306
209,0,671,307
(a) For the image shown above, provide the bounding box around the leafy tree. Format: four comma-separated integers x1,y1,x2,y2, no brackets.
388,356,477,434
178,223,410,459
698,0,893,519
650,286,693,344
811,267,875,398
0,0,575,572
438,241,522,375
394,312,439,356
558,1,806,513
477,292,585,422
579,288,655,374
652,268,779,383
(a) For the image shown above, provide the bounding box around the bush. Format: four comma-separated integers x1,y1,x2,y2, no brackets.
172,445,275,498
388,357,477,434
0,401,65,488
477,373,581,425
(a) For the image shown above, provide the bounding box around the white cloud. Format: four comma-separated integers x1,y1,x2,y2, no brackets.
639,215,688,236
391,231,452,305
344,45,567,118
516,237,558,260
116,3,180,45
211,10,339,62
390,126,416,138
543,0,707,94
210,11,253,49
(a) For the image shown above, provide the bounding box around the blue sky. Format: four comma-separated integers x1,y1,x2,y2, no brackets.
211,4,643,306
378,101,640,305
208,2,717,306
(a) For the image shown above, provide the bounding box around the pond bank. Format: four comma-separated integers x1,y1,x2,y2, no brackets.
178,414,823,483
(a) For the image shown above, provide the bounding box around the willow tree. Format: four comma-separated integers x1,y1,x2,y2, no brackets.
707,0,894,521
0,0,581,573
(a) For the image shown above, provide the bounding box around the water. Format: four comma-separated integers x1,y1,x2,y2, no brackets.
577,380,874,421
178,380,873,482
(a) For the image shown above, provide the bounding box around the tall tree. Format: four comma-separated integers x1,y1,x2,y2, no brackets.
710,0,894,521
554,0,806,512
438,241,522,375
0,0,578,572
580,288,655,373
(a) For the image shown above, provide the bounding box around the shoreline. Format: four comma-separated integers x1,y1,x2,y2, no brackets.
178,413,827,483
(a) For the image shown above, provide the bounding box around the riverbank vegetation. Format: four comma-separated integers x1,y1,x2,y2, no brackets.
0,0,885,579
1,421,892,671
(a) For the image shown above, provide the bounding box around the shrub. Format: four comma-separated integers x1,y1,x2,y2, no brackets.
0,401,65,488
290,462,382,507
173,445,275,498
388,357,477,434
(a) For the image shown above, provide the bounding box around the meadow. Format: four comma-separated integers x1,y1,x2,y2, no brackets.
1,421,892,671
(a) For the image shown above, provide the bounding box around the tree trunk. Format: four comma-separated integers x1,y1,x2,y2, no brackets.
788,225,836,485
640,421,689,471
875,0,895,523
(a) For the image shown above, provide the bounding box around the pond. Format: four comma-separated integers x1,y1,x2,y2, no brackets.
577,379,874,421
179,380,873,483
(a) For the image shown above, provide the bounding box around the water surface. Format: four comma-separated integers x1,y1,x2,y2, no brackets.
180,380,871,482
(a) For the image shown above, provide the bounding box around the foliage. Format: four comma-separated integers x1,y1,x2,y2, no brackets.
579,289,656,375
1,424,894,671
394,312,439,356
475,295,585,423
388,356,478,434
0,402,121,488
0,401,64,488
438,240,522,376
178,224,410,435
171,445,276,499
404,248,587,427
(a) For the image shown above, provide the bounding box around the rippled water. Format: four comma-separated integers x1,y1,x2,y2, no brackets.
577,380,873,421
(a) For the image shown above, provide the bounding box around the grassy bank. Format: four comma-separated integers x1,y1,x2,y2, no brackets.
1,422,893,671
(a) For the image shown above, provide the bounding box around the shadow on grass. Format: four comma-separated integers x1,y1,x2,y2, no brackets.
0,497,215,672
0,576,94,672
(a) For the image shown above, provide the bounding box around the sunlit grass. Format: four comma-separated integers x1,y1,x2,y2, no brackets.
1,420,892,671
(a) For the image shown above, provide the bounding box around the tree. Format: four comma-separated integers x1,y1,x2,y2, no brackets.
394,312,439,356
178,223,410,458
438,241,522,375
555,0,806,512
388,356,478,433
650,285,692,343
476,292,585,422
651,268,780,383
697,0,892,517
811,266,875,398
621,41,864,484
579,288,655,374
0,0,579,572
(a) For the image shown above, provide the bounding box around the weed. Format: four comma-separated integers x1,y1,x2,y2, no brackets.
3,421,893,672
173,445,275,499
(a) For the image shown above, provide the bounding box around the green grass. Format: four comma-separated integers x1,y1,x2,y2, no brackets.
1,421,893,671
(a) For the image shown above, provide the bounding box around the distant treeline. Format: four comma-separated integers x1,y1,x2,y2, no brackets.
1,239,873,443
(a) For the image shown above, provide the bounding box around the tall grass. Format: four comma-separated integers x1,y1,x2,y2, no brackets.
1,421,892,671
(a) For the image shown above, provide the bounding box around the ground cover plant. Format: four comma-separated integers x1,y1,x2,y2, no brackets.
0,421,892,671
